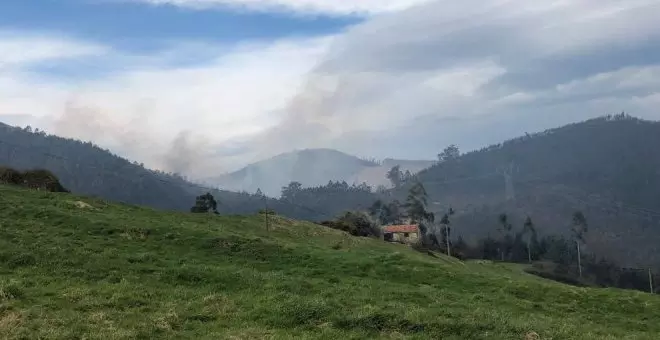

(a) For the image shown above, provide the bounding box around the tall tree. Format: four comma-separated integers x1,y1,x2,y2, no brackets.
281,181,302,201
497,213,513,261
522,216,536,263
572,211,588,278
369,200,386,225
405,182,434,224
440,208,455,257
438,144,460,162
386,200,404,225
369,199,404,226
386,165,403,188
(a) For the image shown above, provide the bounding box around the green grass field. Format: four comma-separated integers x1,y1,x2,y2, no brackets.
1,185,659,339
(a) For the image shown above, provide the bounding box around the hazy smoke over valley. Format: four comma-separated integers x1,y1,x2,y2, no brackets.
50,99,216,176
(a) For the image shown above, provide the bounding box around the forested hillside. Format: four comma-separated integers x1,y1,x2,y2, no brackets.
0,122,324,218
278,180,379,220
0,123,193,210
396,114,660,267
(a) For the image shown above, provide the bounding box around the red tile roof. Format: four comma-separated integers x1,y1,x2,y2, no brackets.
382,224,419,233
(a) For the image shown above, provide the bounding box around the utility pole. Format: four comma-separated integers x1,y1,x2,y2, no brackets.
445,224,451,257
259,191,270,232
526,239,532,264
265,199,270,232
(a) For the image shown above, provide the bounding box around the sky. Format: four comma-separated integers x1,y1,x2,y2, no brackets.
1,0,660,177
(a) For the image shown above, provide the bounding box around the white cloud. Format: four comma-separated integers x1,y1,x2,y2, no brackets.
0,31,107,68
3,0,660,180
138,0,433,15
0,32,331,175
258,0,660,160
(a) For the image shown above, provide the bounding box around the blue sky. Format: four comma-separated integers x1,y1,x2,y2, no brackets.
1,0,660,177
0,0,359,53
0,0,360,80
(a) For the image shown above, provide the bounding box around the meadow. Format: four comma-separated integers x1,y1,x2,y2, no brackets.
1,185,659,339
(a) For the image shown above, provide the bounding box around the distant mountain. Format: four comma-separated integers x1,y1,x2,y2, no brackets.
392,113,660,267
206,148,435,197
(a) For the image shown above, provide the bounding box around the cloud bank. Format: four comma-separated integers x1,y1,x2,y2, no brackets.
256,0,660,160
2,0,660,178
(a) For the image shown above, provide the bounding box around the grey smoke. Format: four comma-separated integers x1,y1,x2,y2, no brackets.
51,99,216,176
161,130,212,176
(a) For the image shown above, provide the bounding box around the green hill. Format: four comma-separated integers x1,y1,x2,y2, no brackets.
393,114,660,267
1,185,659,339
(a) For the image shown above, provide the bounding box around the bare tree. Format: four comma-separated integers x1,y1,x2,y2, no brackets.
440,208,455,257
572,211,588,278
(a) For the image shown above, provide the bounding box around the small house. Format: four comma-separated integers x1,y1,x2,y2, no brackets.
382,224,420,244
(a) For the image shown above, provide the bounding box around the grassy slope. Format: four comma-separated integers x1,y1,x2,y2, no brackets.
1,185,659,340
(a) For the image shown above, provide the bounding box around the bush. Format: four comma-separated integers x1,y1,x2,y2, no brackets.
0,167,23,185
0,166,69,193
321,211,381,238
22,169,69,192
0,280,24,301
524,267,591,287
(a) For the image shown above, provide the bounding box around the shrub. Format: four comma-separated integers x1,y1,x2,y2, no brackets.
22,169,70,192
0,280,24,301
321,211,381,238
0,166,23,185
0,166,69,193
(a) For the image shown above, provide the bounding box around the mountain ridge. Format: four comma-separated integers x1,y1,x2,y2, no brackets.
393,113,660,267
0,121,322,219
205,148,434,196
